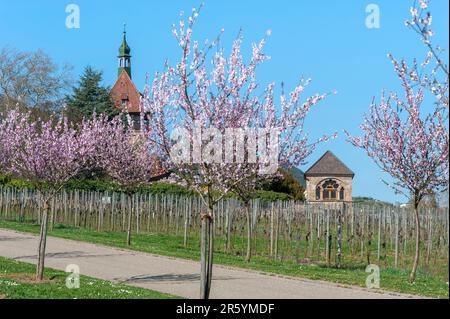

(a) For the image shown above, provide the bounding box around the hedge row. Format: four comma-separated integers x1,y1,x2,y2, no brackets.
0,173,291,202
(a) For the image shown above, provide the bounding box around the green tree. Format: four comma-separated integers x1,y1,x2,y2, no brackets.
0,47,73,118
262,168,305,201
65,66,117,123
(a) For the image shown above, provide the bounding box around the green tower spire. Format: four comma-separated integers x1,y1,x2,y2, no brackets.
118,24,131,78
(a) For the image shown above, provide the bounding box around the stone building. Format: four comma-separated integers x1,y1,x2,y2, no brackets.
110,28,144,130
304,151,354,203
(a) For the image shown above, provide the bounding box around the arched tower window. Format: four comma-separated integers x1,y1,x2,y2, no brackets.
316,187,321,200
321,179,340,200
339,187,345,201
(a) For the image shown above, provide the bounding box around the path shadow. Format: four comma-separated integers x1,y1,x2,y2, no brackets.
123,273,200,283
122,273,239,284
14,251,128,260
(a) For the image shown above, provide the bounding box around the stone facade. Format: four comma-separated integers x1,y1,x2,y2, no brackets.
304,175,353,202
304,151,354,203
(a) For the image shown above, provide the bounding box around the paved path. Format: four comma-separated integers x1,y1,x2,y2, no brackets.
0,228,420,299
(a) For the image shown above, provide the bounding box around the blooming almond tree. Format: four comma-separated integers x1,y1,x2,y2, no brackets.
405,0,448,113
143,6,274,299
0,112,13,172
144,6,336,297
232,80,336,262
88,115,163,246
346,57,449,282
347,0,449,283
0,109,94,280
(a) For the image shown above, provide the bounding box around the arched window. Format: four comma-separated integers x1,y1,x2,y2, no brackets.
322,179,340,200
316,187,321,200
339,187,345,201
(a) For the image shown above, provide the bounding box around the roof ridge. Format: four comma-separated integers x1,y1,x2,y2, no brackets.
325,150,354,174
111,71,142,113
304,151,330,174
305,150,354,177
122,71,141,98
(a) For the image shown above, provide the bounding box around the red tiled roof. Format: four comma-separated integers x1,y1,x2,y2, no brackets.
110,71,142,113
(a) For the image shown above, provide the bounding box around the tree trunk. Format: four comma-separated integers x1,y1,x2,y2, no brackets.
200,215,208,299
36,200,50,281
245,201,252,262
410,198,421,283
126,193,133,246
206,213,214,299
200,205,214,299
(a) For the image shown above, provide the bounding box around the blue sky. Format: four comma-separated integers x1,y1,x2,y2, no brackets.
0,0,448,203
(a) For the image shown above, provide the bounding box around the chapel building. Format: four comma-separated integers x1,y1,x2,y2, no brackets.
110,28,145,130
304,151,354,203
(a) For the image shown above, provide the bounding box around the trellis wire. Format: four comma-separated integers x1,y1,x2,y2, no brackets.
0,186,448,272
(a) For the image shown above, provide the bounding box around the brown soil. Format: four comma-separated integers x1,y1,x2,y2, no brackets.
0,273,57,284
0,294,6,299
